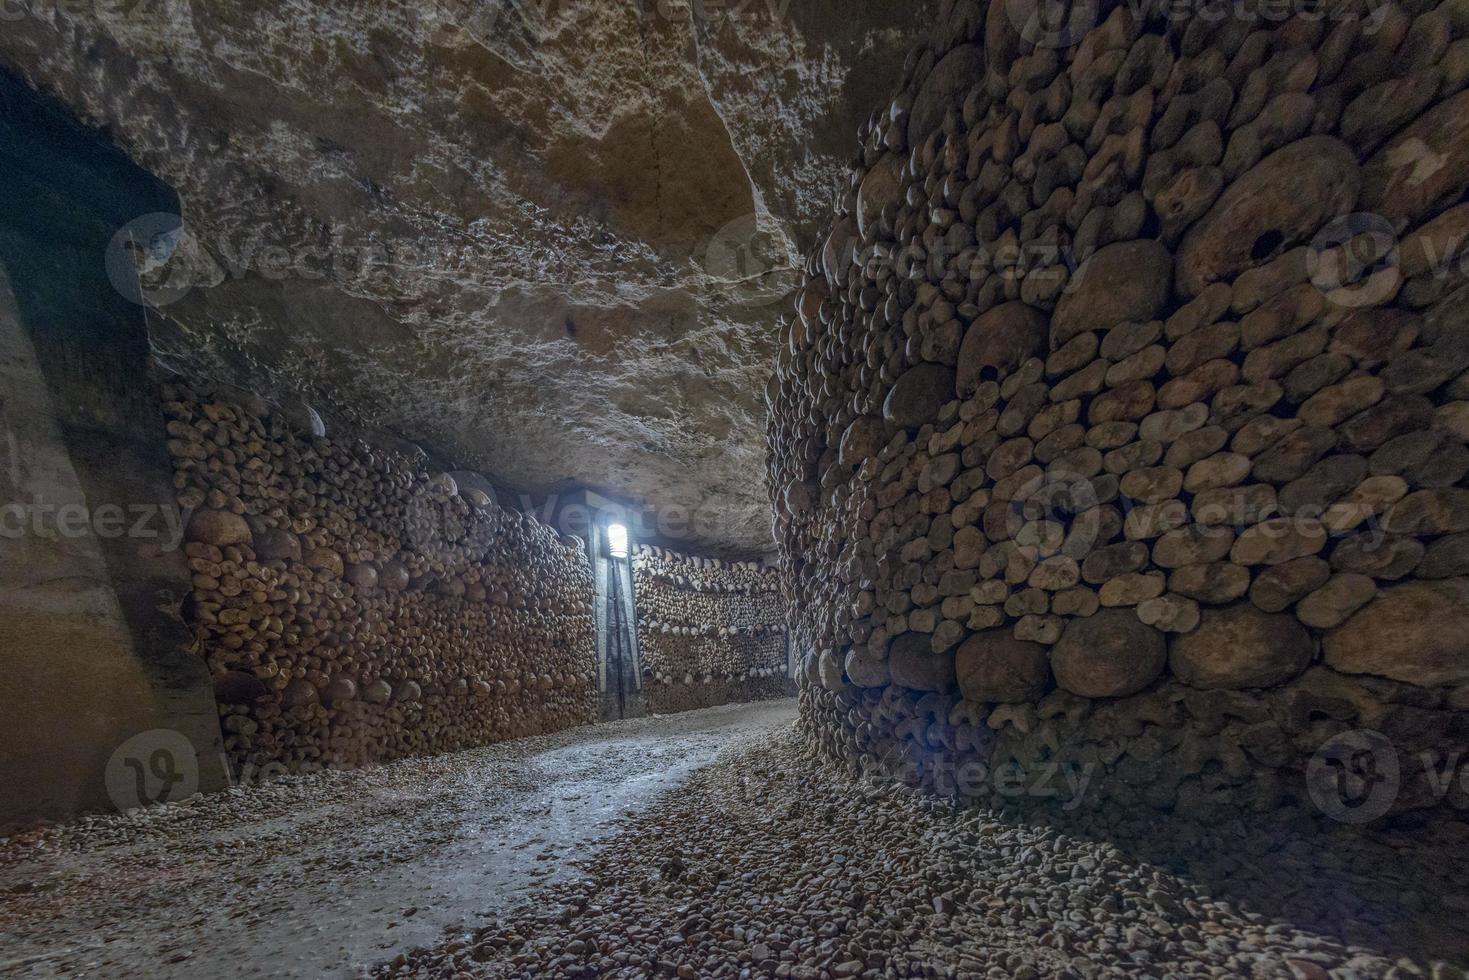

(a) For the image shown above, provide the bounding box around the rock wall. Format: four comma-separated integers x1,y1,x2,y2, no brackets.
162,380,596,776
0,72,227,829
768,0,1469,820
633,546,792,714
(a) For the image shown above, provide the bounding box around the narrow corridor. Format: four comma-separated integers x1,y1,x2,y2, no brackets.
0,701,797,979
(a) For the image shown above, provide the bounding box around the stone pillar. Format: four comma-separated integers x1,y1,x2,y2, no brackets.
0,71,226,827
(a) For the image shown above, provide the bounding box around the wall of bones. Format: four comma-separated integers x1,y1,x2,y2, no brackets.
768,0,1469,819
632,546,793,714
162,380,598,775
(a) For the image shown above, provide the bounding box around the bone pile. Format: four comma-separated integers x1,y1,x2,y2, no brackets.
766,0,1469,819
161,380,596,775
632,545,791,713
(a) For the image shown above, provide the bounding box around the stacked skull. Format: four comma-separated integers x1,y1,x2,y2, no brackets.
162,380,597,776
767,0,1469,820
632,546,792,713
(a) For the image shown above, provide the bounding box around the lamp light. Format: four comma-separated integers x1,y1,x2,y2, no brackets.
606,522,630,559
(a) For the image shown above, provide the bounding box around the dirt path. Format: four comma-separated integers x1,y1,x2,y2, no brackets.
0,699,798,980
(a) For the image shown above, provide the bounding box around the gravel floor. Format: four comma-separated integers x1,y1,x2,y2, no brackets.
381,729,1469,980
0,700,797,979
6,701,1468,980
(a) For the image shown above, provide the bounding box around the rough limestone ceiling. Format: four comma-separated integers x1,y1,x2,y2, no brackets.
0,0,933,555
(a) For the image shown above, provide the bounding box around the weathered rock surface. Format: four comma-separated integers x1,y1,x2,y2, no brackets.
1324,579,1469,687
887,630,956,692
955,629,1050,703
1177,137,1361,297
1170,605,1314,691
885,364,957,428
957,303,1048,395
1050,610,1166,699
0,0,934,555
1050,241,1172,348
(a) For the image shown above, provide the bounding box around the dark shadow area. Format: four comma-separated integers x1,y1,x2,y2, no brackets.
983,793,1469,969
0,69,226,826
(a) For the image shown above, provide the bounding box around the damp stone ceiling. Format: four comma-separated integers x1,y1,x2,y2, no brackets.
0,0,932,555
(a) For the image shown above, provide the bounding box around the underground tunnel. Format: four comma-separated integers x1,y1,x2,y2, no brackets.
2,0,1469,977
